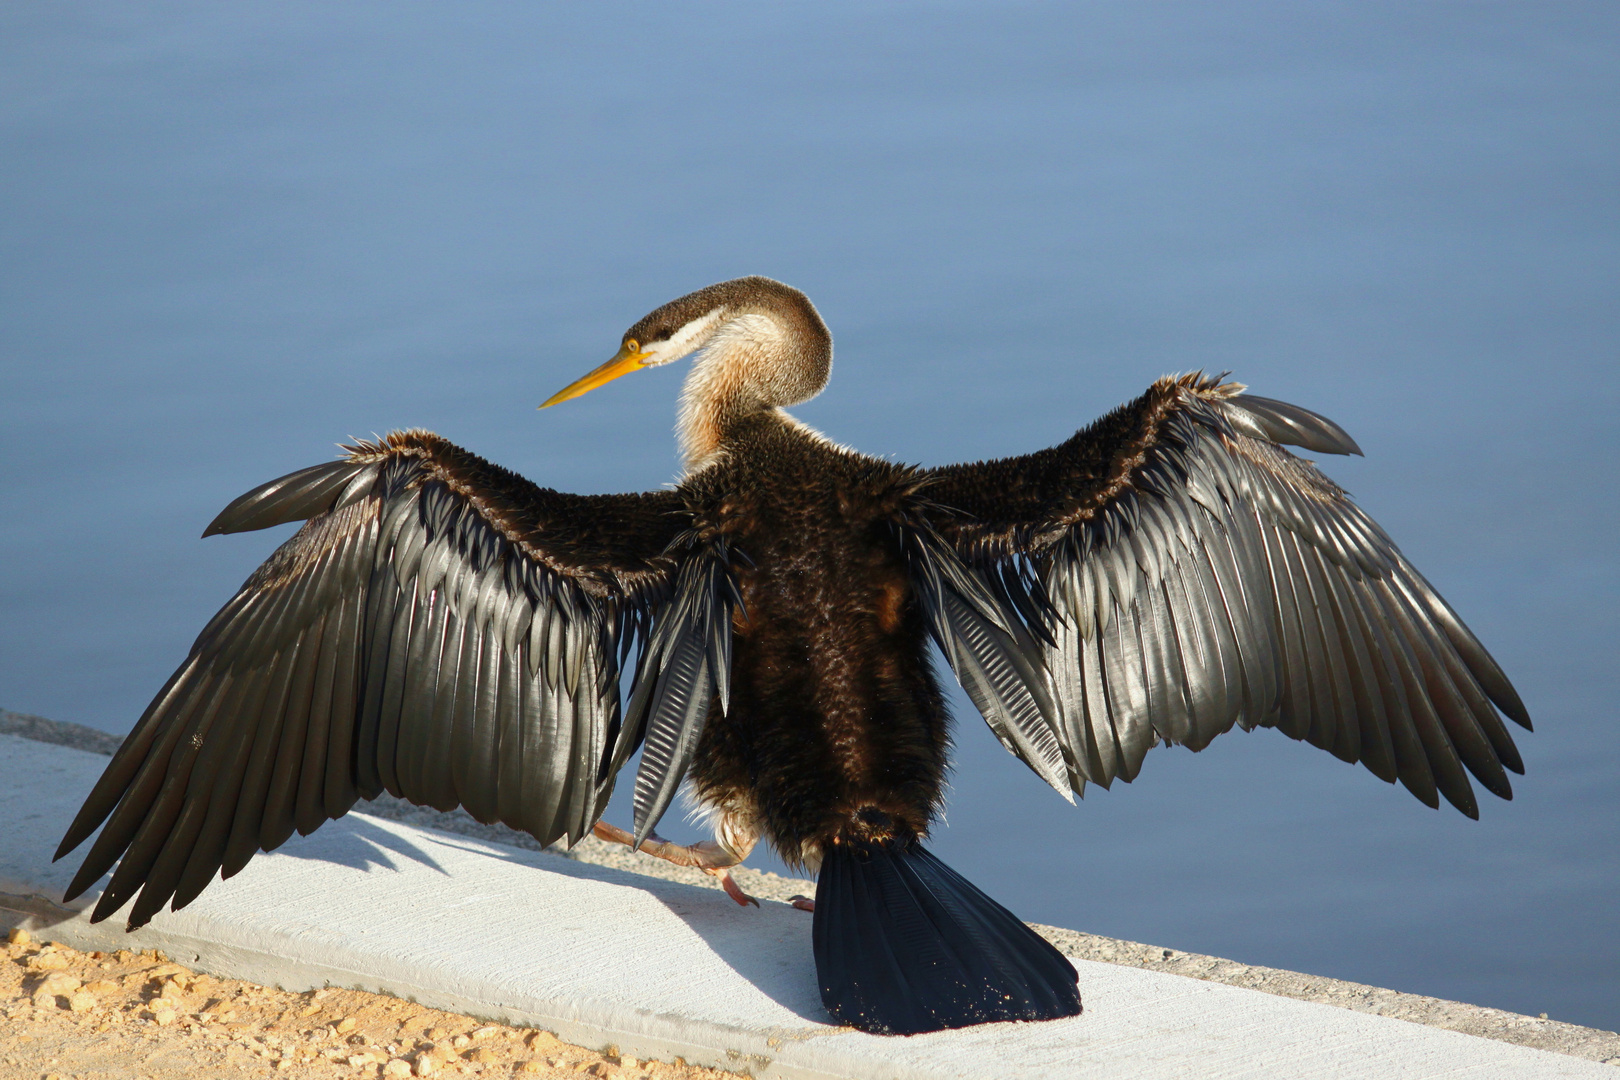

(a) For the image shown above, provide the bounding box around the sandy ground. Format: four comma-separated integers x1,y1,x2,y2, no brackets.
0,929,738,1080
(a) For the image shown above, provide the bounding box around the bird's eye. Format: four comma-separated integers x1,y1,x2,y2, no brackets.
625,339,640,354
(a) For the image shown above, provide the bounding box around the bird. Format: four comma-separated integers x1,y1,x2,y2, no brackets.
55,275,1531,1036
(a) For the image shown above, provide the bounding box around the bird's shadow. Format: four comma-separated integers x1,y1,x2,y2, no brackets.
43,808,828,1025
287,812,456,876
263,814,831,1025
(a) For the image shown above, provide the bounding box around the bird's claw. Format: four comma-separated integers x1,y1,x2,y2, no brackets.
595,819,762,906
788,895,816,913
708,867,761,907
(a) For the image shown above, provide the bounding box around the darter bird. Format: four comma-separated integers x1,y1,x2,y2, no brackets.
56,276,1531,1035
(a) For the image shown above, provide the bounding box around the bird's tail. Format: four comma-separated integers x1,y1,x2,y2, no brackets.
812,835,1081,1035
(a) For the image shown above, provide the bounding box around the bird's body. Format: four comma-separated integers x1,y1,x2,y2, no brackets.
57,277,1531,1037
684,414,949,869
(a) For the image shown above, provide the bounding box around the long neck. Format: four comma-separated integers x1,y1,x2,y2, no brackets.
676,310,830,473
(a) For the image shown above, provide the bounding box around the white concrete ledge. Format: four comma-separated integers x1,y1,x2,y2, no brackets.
1,731,1612,1079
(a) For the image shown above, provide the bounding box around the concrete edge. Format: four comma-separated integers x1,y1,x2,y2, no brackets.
0,885,843,1080
7,707,1616,1067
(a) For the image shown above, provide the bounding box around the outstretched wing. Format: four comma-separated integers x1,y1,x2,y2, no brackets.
55,430,735,929
920,375,1531,818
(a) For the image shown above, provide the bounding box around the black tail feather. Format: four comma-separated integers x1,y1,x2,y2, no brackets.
813,837,1081,1035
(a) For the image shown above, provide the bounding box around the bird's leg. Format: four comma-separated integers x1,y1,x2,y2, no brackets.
591,819,762,907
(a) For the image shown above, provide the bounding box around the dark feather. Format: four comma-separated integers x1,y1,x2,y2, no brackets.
65,672,230,904
905,525,1069,798
814,837,1080,1035
260,615,329,853
630,537,736,845
1227,394,1365,457
203,461,369,537
295,601,342,835
921,374,1527,810
220,647,301,878
56,430,690,927
320,592,363,820
55,659,201,863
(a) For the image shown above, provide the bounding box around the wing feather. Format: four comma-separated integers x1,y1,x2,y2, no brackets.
902,525,1071,799
260,613,327,851
922,376,1528,814
55,430,698,928
222,646,302,877
627,537,739,845
294,599,341,834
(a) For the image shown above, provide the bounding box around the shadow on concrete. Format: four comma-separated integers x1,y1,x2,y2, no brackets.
21,732,829,1028
272,814,454,878
341,819,831,1026
41,808,455,914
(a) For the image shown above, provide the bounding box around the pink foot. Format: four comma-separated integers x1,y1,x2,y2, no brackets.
593,819,762,907
709,868,760,907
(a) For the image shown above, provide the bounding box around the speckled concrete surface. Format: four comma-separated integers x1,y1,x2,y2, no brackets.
6,708,1617,1071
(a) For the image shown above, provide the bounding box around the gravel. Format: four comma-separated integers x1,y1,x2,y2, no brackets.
0,928,737,1079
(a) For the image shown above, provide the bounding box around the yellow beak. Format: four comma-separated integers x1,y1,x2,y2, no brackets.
539,343,653,408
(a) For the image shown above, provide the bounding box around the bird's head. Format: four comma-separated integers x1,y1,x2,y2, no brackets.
540,276,832,412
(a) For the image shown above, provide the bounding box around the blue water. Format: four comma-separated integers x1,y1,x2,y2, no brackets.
3,2,1616,1030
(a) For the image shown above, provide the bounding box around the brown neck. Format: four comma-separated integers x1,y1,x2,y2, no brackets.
676,307,831,473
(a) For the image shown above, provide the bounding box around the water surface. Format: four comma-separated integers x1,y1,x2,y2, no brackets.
2,2,1616,1029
